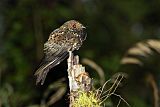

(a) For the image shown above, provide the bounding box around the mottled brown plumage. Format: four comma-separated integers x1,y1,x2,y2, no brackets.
34,20,87,85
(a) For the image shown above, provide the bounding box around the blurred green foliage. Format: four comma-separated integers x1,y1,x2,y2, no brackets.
0,0,160,107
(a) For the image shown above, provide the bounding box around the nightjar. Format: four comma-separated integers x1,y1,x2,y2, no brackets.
34,20,87,85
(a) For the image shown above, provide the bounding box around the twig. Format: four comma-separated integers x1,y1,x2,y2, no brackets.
99,75,130,107
82,58,105,85
117,99,121,107
146,73,159,107
113,93,130,107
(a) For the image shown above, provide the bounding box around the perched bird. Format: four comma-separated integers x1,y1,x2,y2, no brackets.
35,20,87,85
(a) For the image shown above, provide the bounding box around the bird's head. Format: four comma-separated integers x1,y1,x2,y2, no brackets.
61,20,87,41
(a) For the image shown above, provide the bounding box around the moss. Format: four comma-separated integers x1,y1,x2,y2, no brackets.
72,91,101,107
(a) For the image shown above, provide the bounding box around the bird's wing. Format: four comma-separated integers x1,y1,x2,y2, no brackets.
35,50,68,85
34,30,69,85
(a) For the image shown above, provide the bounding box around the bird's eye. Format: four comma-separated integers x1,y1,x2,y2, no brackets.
72,23,76,28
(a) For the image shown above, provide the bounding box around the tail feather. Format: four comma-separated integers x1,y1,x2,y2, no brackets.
34,52,68,85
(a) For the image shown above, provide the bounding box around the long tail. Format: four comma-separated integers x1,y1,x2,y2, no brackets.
34,52,68,85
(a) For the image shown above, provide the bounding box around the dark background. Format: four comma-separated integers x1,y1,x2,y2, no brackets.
0,0,160,107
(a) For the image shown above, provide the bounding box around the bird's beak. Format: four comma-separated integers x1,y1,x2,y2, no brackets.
80,27,87,41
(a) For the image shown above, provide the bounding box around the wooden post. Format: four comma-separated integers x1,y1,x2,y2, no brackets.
67,51,92,107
